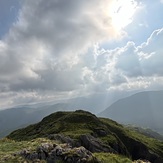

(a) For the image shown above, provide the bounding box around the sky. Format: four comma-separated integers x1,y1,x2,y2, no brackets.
0,0,163,109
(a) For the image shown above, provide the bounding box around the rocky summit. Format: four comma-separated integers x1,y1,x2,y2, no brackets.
0,110,163,163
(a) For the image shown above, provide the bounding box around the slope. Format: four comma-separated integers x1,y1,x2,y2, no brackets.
99,90,163,134
7,110,163,163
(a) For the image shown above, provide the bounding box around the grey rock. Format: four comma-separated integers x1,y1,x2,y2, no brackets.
94,128,108,137
48,134,75,146
19,142,99,163
80,134,115,153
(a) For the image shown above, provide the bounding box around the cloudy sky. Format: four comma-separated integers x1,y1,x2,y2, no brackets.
0,0,163,109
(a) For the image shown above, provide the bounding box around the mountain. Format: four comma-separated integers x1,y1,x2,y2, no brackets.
0,103,76,138
4,110,163,163
0,91,134,138
126,125,163,141
99,90,163,135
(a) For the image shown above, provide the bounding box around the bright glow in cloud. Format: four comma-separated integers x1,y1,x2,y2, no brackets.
109,0,138,30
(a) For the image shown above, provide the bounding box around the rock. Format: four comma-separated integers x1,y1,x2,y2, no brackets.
19,142,100,163
80,134,115,153
94,128,108,137
128,138,163,163
19,149,31,159
48,134,75,146
29,152,38,160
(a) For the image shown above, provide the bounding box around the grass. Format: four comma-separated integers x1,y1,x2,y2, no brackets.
0,138,55,163
8,111,105,141
100,117,163,159
0,139,132,163
94,153,132,163
5,110,163,162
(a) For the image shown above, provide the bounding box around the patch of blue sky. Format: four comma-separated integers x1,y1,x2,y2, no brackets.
125,0,163,45
0,0,21,39
101,0,163,50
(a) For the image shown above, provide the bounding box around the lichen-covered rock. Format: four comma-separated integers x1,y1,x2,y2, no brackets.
19,143,99,163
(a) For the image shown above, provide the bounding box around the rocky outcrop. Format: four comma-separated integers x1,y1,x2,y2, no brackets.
79,134,115,153
48,134,129,157
19,143,99,163
48,134,75,146
128,138,163,163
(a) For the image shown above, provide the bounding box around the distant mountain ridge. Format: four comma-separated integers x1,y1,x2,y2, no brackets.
126,125,163,141
99,90,163,135
0,92,133,138
0,103,76,138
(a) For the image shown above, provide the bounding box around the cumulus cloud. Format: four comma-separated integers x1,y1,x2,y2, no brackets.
138,28,163,76
0,0,162,108
102,28,163,89
0,0,122,107
75,27,163,92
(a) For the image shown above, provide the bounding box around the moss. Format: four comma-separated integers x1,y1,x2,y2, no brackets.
99,117,163,159
94,153,132,163
6,110,163,162
8,111,104,141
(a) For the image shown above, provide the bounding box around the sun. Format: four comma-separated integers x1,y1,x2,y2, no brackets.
109,0,137,30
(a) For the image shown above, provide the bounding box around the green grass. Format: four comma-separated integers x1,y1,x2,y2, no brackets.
5,110,163,162
100,117,163,159
0,138,55,163
8,111,106,141
94,153,132,163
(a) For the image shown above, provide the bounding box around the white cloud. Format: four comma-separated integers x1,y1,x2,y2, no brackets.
0,0,122,107
104,28,163,89
0,0,162,108
75,27,163,93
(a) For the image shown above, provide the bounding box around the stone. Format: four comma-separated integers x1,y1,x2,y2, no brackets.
48,134,75,146
80,134,114,153
19,142,100,163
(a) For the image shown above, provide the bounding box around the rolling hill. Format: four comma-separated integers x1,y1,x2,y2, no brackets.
99,90,163,135
3,110,163,163
0,91,132,138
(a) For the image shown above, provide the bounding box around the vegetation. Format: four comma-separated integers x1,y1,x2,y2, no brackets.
100,117,163,158
0,110,162,162
8,110,105,140
94,153,132,163
0,138,54,163
126,125,163,141
0,138,132,163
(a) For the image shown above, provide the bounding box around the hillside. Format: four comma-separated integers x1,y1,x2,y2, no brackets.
99,90,163,134
2,110,163,163
0,91,134,138
0,92,124,138
126,126,163,141
0,103,76,138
